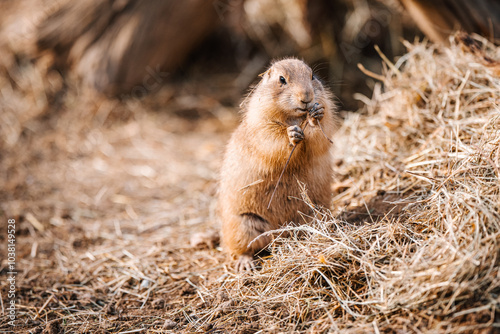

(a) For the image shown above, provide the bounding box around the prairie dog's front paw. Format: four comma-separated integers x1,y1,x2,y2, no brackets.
308,103,324,127
287,125,304,146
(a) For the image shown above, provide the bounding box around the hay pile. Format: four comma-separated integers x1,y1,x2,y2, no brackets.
199,34,500,333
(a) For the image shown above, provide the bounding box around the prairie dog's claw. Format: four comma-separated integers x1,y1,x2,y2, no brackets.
287,125,304,146
308,103,324,127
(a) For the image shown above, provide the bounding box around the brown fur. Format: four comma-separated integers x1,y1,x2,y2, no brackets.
218,58,337,270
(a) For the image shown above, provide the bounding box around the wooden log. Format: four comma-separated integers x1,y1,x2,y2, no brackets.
37,0,220,95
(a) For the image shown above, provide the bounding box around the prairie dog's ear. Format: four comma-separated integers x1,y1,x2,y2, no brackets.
258,68,272,78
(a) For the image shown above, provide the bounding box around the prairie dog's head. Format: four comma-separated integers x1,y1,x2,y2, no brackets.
246,58,325,122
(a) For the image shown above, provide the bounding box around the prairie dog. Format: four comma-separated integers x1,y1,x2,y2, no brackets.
219,58,336,271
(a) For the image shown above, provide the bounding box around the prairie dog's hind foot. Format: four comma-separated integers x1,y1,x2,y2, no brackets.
236,254,255,272
225,213,272,272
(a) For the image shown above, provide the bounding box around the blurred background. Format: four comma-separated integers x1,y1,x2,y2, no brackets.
3,0,500,113
1,0,500,250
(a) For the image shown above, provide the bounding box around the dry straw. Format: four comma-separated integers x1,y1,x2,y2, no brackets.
201,33,500,333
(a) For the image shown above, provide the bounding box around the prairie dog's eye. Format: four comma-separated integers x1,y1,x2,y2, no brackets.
312,74,316,80
279,76,287,85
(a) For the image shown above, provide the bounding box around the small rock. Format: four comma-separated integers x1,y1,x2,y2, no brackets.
140,279,151,289
163,319,177,330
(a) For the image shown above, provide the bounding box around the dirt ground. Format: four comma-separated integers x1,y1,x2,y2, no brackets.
0,85,254,332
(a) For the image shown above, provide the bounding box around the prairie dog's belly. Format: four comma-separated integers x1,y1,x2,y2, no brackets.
225,148,330,227
236,172,308,226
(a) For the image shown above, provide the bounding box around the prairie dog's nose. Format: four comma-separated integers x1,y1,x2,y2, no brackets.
298,89,313,105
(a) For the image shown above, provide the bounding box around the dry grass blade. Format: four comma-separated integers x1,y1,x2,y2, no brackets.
267,139,302,210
